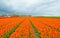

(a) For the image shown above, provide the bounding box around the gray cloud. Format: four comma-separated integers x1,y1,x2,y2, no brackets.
0,0,60,16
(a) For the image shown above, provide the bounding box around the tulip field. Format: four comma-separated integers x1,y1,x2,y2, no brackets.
0,17,60,38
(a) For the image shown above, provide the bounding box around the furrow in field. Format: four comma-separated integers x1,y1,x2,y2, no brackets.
29,18,50,38
0,17,60,38
0,17,25,38
30,20,41,38
40,21,60,32
10,18,36,38
39,18,60,29
38,18,60,38
29,17,60,38
4,19,25,38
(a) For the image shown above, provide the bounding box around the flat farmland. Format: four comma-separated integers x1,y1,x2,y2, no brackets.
0,17,60,38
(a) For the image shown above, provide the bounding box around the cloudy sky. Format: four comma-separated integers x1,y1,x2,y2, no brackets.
0,0,60,16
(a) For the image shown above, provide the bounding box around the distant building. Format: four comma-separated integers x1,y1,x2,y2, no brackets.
0,15,11,18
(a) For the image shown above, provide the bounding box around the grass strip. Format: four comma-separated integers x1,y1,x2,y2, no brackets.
34,16,60,18
29,20,41,38
4,20,25,38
